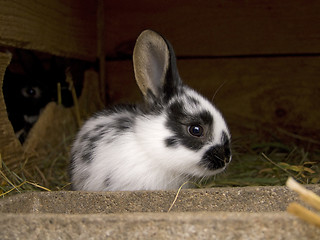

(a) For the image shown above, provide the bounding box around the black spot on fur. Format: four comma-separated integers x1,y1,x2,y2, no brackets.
221,131,232,163
80,132,90,143
77,106,139,164
199,111,213,126
104,177,111,188
81,151,92,162
162,37,182,103
114,117,135,132
93,124,107,133
200,136,231,170
89,134,103,144
165,101,214,151
186,96,200,105
201,146,226,170
78,130,101,163
168,101,187,121
165,137,179,148
81,142,95,162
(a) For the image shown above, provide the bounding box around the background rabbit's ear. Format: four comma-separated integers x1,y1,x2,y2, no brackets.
133,30,181,101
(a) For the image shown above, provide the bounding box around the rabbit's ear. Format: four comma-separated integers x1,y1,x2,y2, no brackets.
133,30,181,102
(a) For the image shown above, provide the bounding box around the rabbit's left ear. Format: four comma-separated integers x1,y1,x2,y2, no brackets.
133,30,181,102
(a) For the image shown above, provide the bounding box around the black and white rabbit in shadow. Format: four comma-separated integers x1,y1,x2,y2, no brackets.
3,49,86,143
3,50,57,143
70,30,231,191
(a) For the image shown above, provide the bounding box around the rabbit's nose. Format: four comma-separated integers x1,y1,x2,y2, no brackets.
201,144,231,170
224,145,232,164
221,132,232,164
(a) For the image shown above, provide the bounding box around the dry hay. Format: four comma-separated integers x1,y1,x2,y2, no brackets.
1,128,319,197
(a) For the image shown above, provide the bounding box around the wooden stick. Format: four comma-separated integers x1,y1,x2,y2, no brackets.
287,202,320,228
65,69,82,128
286,177,320,211
57,82,62,105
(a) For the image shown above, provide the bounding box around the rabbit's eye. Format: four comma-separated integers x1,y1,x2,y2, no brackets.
26,88,36,96
21,87,41,98
188,125,204,137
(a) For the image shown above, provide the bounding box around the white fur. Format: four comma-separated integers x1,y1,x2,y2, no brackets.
70,90,230,191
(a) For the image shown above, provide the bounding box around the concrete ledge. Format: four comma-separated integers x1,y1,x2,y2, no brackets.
1,185,320,214
1,185,320,239
1,212,320,239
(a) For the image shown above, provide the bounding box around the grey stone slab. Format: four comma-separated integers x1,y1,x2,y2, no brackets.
1,185,320,214
1,212,320,240
1,185,320,239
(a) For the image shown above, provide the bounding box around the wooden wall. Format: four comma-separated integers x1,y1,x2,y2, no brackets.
0,0,97,60
0,0,99,169
1,0,320,166
103,1,320,57
0,53,24,168
103,0,320,144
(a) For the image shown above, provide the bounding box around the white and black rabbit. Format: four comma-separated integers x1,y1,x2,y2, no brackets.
70,30,231,191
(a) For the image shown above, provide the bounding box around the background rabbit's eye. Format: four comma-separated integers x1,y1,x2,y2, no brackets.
21,87,41,98
26,88,36,96
188,125,204,137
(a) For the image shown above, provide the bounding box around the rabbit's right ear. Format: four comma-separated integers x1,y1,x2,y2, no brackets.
133,30,181,102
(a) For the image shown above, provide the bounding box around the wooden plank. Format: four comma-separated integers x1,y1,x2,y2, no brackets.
0,52,24,169
0,0,97,60
97,0,107,102
104,0,320,58
105,57,320,143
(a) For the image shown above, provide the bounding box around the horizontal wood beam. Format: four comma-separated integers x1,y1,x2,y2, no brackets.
0,0,97,60
105,56,320,142
104,0,320,58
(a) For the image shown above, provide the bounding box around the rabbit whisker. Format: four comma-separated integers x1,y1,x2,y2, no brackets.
213,154,224,161
167,171,188,186
211,80,228,103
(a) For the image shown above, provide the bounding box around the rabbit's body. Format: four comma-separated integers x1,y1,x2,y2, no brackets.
70,30,231,191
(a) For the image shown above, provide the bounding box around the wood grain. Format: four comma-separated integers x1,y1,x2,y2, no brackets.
0,52,24,169
105,57,320,142
0,0,97,60
104,0,320,58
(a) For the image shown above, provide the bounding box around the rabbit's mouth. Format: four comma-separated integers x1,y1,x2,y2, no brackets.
194,163,228,178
